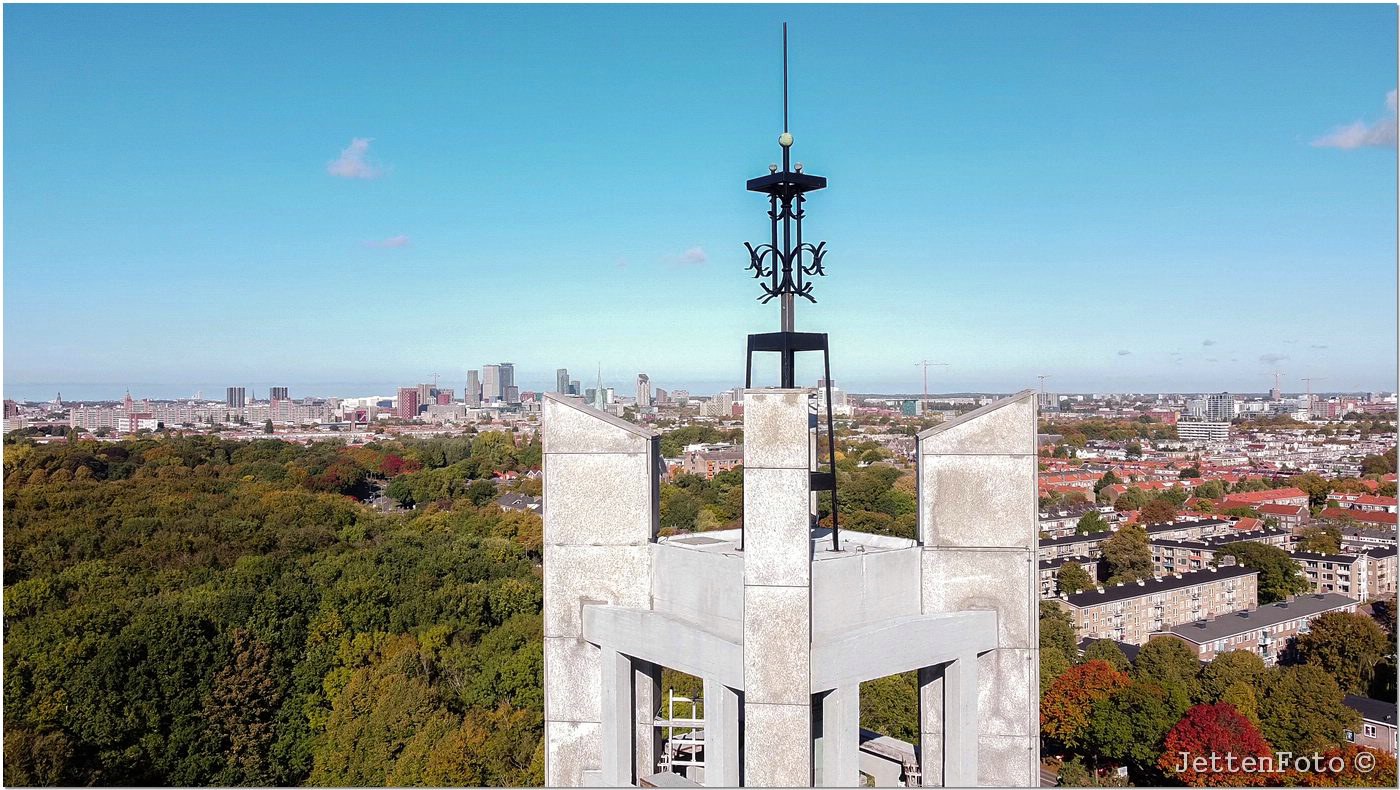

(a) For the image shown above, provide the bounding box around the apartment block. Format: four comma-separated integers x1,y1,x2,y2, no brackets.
1344,695,1398,755
1055,564,1258,645
1155,592,1356,664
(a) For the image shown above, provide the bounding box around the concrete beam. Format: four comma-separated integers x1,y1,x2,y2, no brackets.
582,605,744,691
809,611,997,693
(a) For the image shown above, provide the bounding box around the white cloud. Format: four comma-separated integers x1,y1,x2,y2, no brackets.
1259,352,1288,365
364,234,410,248
1116,349,1132,356
666,246,707,266
328,137,385,179
1312,91,1398,149
1202,339,1216,346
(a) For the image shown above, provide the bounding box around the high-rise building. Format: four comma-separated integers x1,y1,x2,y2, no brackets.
557,368,571,394
569,380,580,395
396,387,420,420
436,389,454,405
655,388,669,406
417,383,435,409
1204,392,1236,422
636,373,652,407
269,387,289,401
500,363,517,403
1037,391,1059,412
466,370,482,407
225,387,246,408
482,365,502,403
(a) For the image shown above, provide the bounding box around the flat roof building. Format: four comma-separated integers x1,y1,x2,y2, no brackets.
1056,564,1258,645
1154,593,1357,664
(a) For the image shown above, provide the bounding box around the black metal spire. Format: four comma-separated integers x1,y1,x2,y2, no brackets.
744,22,828,334
740,25,841,553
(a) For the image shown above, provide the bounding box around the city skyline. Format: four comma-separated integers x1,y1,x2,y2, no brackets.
4,5,1396,397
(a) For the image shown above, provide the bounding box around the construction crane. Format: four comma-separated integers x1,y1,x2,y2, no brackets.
1037,374,1051,393
915,360,949,405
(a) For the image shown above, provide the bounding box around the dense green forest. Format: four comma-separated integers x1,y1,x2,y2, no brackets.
3,433,544,786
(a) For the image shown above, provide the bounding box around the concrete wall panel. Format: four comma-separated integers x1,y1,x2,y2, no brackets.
811,548,921,642
544,637,602,722
743,467,813,587
743,585,811,705
744,703,813,787
544,545,652,639
919,454,1036,550
543,393,657,455
742,389,811,469
545,720,602,787
916,394,1035,456
651,544,744,640
920,548,1035,649
544,452,657,546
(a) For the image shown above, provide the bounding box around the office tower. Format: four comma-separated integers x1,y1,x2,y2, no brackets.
504,385,520,404
436,389,454,405
396,387,419,420
557,368,571,394
654,388,669,406
225,387,246,408
1204,392,1236,422
569,380,580,396
636,373,652,407
500,363,517,403
466,370,482,407
1037,391,1059,412
269,387,289,401
417,383,434,409
585,388,598,404
482,365,502,403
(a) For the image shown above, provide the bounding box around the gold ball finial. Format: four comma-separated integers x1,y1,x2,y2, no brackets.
778,132,793,148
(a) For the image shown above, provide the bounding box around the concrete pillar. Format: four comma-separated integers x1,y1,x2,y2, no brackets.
917,391,1040,787
742,389,814,787
600,648,634,786
818,686,861,787
542,394,661,786
634,660,663,782
703,678,742,787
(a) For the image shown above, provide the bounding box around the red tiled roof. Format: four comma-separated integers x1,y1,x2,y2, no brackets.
1318,507,1398,526
1256,503,1307,516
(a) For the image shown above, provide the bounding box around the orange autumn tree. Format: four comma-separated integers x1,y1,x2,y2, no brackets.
1041,659,1131,751
1293,744,1397,788
1158,702,1273,786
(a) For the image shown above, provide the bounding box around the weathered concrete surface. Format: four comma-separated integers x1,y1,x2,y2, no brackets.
742,390,815,786
543,396,661,786
743,467,813,586
744,703,814,787
918,390,1039,787
651,543,744,641
918,454,1037,549
811,547,921,643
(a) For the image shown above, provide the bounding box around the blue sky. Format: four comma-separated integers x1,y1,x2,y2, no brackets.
4,4,1396,400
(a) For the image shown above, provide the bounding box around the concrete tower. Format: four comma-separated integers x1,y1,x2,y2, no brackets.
541,389,1039,787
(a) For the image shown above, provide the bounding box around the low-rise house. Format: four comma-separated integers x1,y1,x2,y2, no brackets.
1340,524,1399,552
1255,502,1309,527
679,448,744,480
497,492,543,513
1153,592,1357,664
1328,493,1399,514
1055,564,1259,645
1344,695,1398,755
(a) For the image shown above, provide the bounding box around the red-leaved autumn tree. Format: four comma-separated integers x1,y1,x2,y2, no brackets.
1041,659,1131,751
1158,702,1274,786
